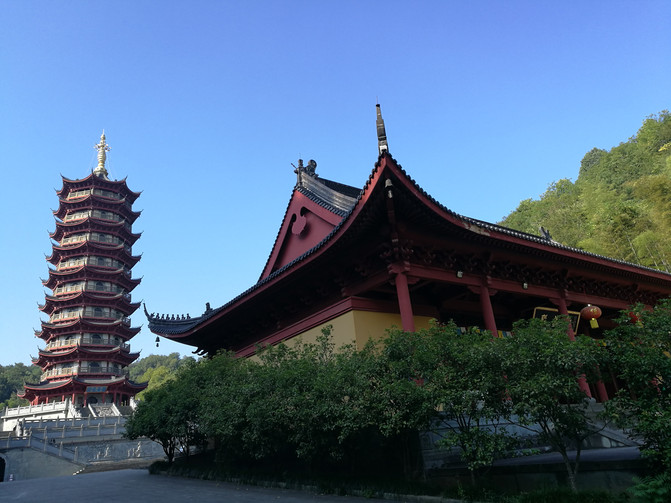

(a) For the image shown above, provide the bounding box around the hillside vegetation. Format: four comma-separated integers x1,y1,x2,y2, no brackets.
501,110,671,269
0,353,195,409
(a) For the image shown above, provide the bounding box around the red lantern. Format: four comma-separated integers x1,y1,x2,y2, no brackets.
580,304,602,329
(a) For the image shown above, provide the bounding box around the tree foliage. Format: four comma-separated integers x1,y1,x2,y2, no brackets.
0,363,42,409
501,110,671,269
491,318,602,492
603,301,671,472
127,352,197,399
125,361,205,463
382,323,515,479
123,307,671,492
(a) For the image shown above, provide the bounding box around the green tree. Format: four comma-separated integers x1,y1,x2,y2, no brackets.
0,363,42,409
195,351,253,461
125,369,205,463
127,353,197,400
125,385,179,462
492,317,602,493
578,147,607,178
233,328,383,468
498,198,540,236
383,323,515,482
127,352,196,381
603,301,671,472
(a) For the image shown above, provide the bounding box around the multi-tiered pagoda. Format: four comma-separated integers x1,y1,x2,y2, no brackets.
21,133,147,407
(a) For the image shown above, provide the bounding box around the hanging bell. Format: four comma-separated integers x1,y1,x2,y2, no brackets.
155,336,160,347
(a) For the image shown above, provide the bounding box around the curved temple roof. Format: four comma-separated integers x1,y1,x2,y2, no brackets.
147,151,671,356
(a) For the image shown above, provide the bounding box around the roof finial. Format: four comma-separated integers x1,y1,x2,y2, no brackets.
376,104,388,155
93,130,111,179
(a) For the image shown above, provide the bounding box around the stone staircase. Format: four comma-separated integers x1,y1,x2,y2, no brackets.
1,402,165,481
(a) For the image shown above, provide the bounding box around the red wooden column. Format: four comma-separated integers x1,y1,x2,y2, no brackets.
555,296,577,341
390,263,415,332
479,284,498,336
555,296,598,399
384,176,415,333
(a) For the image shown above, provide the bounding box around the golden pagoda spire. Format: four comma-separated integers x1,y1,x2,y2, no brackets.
93,130,111,179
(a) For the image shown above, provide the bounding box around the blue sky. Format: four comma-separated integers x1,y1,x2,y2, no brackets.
1,1,669,366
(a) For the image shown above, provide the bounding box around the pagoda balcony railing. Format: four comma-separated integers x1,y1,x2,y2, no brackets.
56,260,121,272
42,366,125,380
60,234,125,248
92,188,123,200
45,338,130,351
54,284,126,296
66,188,127,202
49,312,131,324
64,211,126,225
79,366,124,376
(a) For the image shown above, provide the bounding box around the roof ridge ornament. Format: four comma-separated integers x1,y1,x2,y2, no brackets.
376,104,388,155
93,131,111,179
293,158,318,188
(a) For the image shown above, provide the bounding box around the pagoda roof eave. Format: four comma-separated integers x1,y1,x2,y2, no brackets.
49,222,140,245
43,290,135,303
54,195,141,216
22,377,74,391
71,375,147,390
36,345,136,357
21,375,147,394
40,317,141,334
34,347,140,368
57,174,141,202
42,265,141,289
39,325,141,344
48,240,129,255
46,249,141,268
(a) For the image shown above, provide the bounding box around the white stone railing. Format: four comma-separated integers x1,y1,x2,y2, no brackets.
2,400,68,417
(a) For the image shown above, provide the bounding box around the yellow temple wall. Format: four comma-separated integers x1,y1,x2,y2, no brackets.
283,310,435,351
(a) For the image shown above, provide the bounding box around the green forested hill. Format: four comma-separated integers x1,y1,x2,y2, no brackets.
500,111,671,269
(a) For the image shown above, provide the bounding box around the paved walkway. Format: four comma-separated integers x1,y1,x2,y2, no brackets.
0,469,385,503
